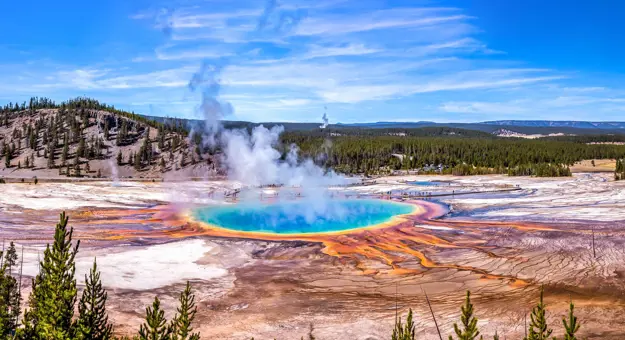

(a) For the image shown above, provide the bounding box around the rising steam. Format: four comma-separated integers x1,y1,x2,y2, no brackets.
320,106,329,129
188,61,233,147
221,125,344,188
168,0,351,224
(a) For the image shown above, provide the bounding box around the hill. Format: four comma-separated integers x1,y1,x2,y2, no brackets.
0,97,218,180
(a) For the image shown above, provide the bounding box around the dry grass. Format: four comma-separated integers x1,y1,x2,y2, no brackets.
571,159,616,173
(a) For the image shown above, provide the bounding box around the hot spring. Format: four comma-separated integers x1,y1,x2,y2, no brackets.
192,199,416,234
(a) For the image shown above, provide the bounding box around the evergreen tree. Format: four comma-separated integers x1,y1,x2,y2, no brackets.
46,142,55,169
75,260,113,340
615,159,625,181
562,300,580,340
78,137,86,158
117,151,123,166
61,134,69,166
104,120,110,140
0,242,21,337
21,212,80,340
160,157,166,172
138,297,172,340
170,282,199,340
4,145,11,168
449,291,480,340
134,152,141,171
392,309,416,340
525,287,552,340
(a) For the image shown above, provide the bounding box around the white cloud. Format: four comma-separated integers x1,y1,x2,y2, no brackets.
168,9,261,29
2,1,622,122
318,74,562,103
34,66,195,90
439,93,625,119
154,44,234,61
300,43,382,59
440,101,528,114
293,13,470,36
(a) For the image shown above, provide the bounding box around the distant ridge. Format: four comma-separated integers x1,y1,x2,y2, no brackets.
482,120,625,129
142,115,625,136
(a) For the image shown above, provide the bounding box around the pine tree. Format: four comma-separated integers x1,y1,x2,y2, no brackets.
170,282,199,340
21,212,80,340
562,299,580,340
47,142,55,168
134,152,141,171
0,242,21,337
78,137,85,158
61,139,69,166
4,144,11,168
392,309,416,340
75,260,113,340
449,291,480,340
104,120,110,140
138,297,172,340
525,287,552,340
615,160,620,181
117,151,123,166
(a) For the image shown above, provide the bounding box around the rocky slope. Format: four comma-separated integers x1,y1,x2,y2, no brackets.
0,98,220,180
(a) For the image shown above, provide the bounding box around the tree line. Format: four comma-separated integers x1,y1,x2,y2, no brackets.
1,97,187,136
280,132,625,176
0,212,586,339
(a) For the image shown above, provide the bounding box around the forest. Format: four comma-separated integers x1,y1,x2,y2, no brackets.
0,212,584,340
280,131,625,176
4,96,625,178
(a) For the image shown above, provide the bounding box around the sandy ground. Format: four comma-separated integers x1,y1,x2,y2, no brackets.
2,174,625,339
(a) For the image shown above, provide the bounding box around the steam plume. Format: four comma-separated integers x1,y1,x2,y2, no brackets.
320,106,329,129
180,0,349,217
256,0,307,34
221,125,344,188
156,8,174,38
188,61,233,147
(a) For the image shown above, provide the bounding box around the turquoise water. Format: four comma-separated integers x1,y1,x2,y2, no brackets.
193,199,415,234
408,181,446,186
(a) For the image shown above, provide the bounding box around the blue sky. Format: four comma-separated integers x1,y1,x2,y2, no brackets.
1,0,624,123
